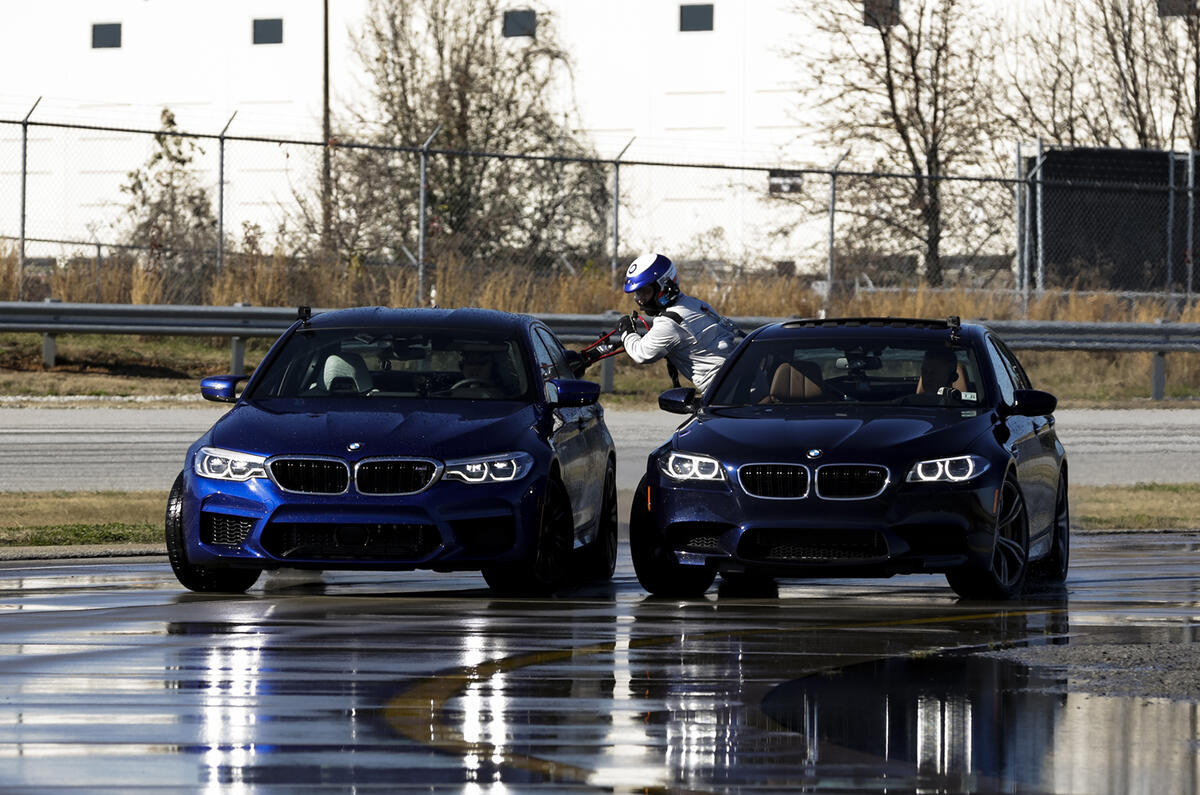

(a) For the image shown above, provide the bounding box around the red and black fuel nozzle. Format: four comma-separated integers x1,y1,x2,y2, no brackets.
567,312,650,376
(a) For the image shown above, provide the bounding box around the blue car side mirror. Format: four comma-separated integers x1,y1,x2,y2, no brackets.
546,379,600,407
658,387,697,414
200,375,248,403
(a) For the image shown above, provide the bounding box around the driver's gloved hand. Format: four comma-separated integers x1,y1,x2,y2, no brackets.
616,313,636,336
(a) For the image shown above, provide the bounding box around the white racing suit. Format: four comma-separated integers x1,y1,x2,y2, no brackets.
621,294,740,396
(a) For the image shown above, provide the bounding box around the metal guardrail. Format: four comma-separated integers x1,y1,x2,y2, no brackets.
2,302,1198,398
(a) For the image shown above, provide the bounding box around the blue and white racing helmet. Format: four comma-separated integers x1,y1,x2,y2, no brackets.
623,252,679,312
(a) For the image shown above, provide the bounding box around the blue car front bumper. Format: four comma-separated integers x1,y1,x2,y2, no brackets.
181,467,545,571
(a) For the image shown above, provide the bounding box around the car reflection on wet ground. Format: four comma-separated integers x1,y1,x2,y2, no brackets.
0,533,1197,792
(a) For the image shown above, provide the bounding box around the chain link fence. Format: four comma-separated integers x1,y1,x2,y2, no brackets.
2,117,1199,315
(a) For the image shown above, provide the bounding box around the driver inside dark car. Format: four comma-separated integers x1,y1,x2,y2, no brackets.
917,348,962,397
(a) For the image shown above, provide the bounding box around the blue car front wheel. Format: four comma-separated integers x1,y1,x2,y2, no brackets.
630,476,716,597
165,472,261,594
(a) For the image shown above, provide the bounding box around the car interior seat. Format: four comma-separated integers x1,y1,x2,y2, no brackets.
760,360,826,403
321,351,373,393
916,361,969,395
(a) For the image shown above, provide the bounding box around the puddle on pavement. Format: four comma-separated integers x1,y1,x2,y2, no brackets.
761,652,1200,793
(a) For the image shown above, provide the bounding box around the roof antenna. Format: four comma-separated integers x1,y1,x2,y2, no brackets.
298,305,312,327
947,315,961,344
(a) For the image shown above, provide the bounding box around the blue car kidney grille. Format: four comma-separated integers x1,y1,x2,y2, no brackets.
356,460,437,494
269,459,349,494
741,464,809,498
816,465,888,499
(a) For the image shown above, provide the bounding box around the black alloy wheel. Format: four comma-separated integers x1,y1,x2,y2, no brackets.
577,459,618,581
1031,472,1070,584
164,471,261,594
483,475,574,595
630,476,716,597
946,474,1029,600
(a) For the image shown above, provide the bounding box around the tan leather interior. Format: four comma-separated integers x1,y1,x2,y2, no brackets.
761,361,825,403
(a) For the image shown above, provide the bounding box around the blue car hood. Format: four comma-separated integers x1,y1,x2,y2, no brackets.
672,406,992,463
207,399,538,460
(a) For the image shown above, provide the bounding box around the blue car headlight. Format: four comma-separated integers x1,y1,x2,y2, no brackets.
660,450,725,482
194,446,267,481
906,454,989,483
443,452,534,484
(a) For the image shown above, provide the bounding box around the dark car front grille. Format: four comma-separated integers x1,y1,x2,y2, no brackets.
261,522,441,560
269,458,350,494
740,464,810,498
200,512,255,546
355,459,438,495
738,529,888,562
815,465,889,499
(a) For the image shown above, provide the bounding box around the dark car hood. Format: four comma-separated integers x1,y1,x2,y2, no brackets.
672,406,993,463
207,399,539,460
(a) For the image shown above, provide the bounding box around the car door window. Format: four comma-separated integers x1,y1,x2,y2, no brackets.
534,328,573,380
985,337,1017,405
993,338,1032,390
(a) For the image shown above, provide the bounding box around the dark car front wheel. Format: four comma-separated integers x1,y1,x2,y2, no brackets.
483,476,574,595
165,472,261,594
945,474,1029,600
630,477,716,597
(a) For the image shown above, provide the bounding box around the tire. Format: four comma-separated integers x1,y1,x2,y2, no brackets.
629,476,715,597
165,471,261,594
576,459,618,582
1030,472,1070,584
946,474,1029,600
483,476,574,595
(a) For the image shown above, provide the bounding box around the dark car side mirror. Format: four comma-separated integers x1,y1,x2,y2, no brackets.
200,375,248,403
658,386,698,414
546,378,600,407
1004,388,1057,417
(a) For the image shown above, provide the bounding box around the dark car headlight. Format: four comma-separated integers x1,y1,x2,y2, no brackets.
906,454,989,483
660,450,725,482
194,446,268,482
443,452,534,484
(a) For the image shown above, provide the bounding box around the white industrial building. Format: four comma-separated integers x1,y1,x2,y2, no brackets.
0,1,828,272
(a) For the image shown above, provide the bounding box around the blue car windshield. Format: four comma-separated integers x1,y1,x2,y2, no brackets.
246,327,531,401
710,339,987,408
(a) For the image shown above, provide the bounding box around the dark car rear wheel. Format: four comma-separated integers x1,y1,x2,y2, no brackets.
945,474,1029,600
165,471,261,594
577,459,618,582
483,476,573,595
1030,472,1070,584
630,477,716,597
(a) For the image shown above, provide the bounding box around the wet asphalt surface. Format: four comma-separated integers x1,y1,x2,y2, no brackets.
0,532,1198,793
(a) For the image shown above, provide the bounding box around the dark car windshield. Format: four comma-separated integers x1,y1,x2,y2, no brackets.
710,337,987,408
246,327,531,401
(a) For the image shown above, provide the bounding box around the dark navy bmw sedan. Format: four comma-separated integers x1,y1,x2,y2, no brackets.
167,307,617,595
630,317,1069,600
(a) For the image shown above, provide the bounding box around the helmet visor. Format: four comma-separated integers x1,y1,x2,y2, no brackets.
632,284,657,307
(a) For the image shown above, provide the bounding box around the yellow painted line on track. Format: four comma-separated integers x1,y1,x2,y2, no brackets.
382,605,1070,788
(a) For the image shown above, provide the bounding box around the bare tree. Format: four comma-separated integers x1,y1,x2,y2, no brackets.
1008,0,1200,150
791,0,1007,287
299,0,609,287
120,109,218,304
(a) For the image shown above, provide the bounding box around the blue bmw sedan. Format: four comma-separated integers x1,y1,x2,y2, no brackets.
167,307,617,594
631,317,1068,600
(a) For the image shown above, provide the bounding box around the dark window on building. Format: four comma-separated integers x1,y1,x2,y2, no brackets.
864,0,900,28
92,23,121,49
253,18,283,45
503,9,536,38
680,4,714,31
